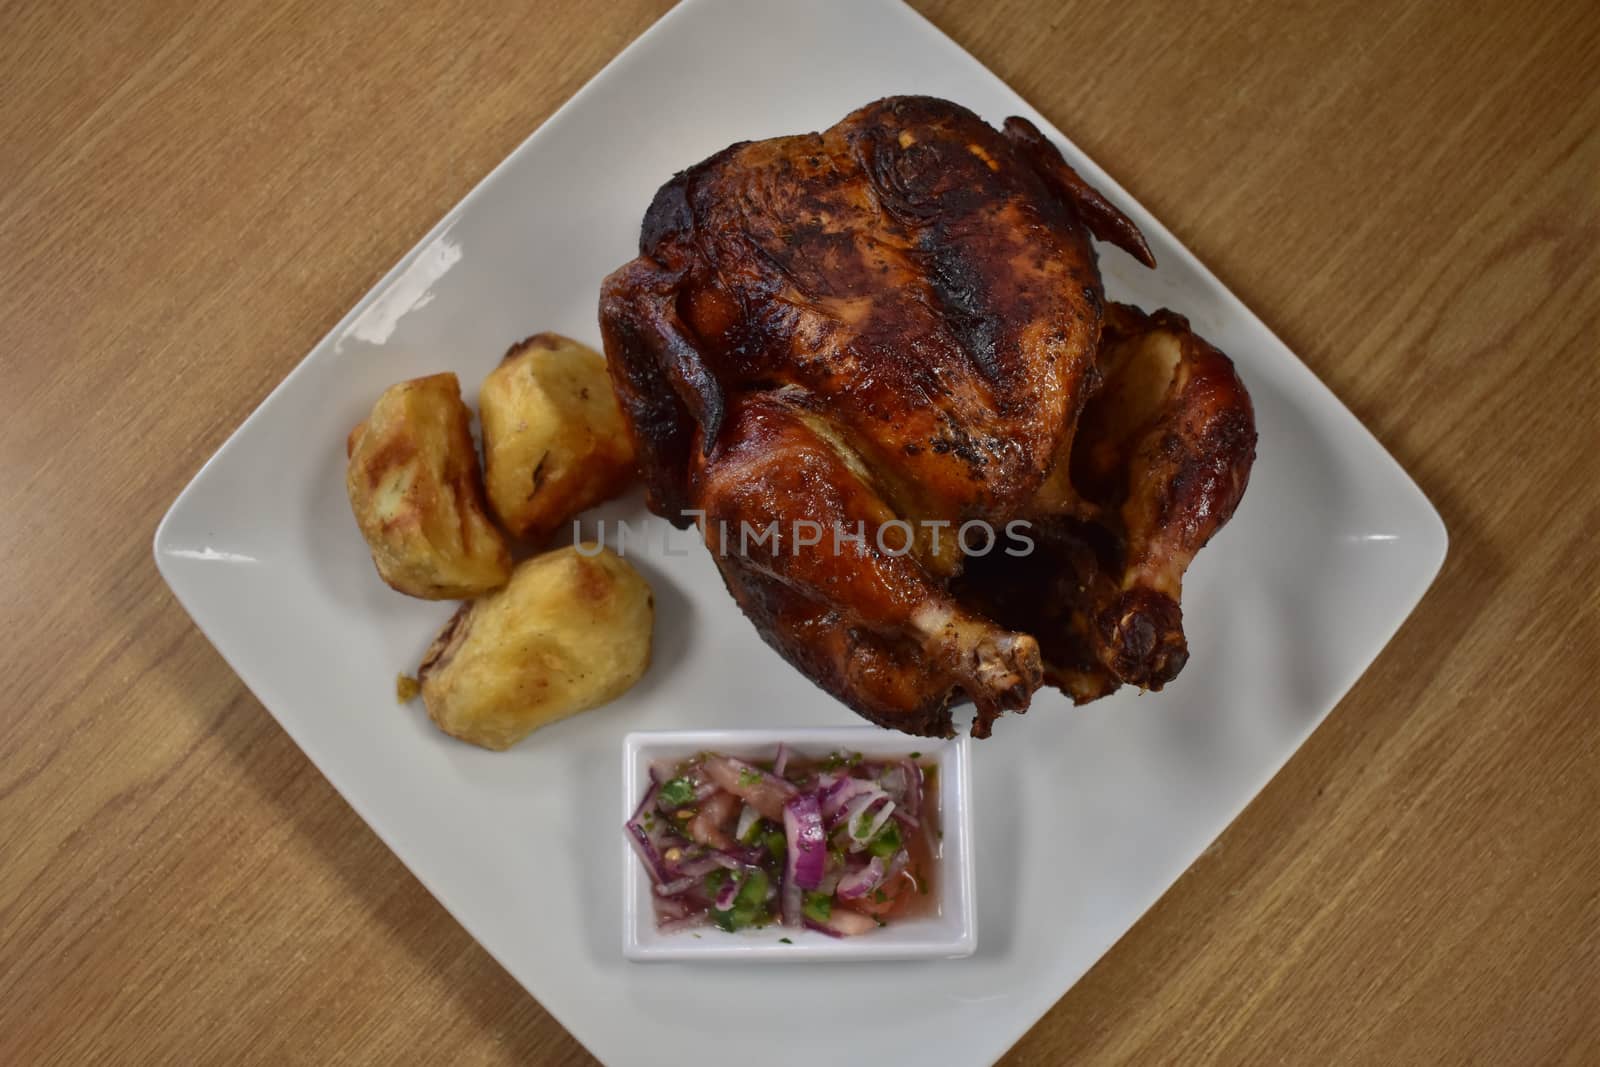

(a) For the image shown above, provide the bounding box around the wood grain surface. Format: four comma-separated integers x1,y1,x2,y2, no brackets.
2,0,1597,1063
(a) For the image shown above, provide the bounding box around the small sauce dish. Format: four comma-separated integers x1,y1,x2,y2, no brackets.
622,726,976,962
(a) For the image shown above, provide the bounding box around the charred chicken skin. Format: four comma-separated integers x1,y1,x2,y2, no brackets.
600,96,1255,737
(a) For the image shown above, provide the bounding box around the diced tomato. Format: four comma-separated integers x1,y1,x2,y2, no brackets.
820,908,878,936
700,756,796,821
840,868,916,919
688,790,739,850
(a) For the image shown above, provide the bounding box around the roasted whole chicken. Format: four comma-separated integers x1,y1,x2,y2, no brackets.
601,96,1255,737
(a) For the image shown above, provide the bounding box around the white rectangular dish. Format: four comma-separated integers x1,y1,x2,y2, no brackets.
153,0,1447,1063
622,728,975,962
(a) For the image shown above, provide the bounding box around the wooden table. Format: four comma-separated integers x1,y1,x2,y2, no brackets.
3,0,1596,1062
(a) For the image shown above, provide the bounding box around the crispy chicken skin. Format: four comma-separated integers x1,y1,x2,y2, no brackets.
601,96,1254,736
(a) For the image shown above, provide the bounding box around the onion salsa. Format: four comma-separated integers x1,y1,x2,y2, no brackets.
626,746,940,937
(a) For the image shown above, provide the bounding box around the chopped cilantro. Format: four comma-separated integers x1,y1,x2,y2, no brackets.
909,751,921,759
778,937,793,944
737,766,762,787
658,777,695,808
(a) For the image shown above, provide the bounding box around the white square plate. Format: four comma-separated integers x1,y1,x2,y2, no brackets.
622,728,975,962
154,0,1447,1063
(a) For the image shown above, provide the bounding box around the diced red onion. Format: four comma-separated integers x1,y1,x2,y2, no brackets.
627,782,688,885
784,793,825,890
666,850,738,882
668,854,713,879
836,856,885,901
730,845,767,867
713,871,742,910
822,778,882,825
652,780,677,813
655,895,690,919
655,875,697,897
857,803,895,846
735,802,760,845
628,780,660,826
839,790,879,829
627,823,669,885
841,792,895,849
772,743,791,778
700,851,742,872
902,760,923,821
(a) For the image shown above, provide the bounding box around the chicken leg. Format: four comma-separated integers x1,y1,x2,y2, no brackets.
691,393,1041,736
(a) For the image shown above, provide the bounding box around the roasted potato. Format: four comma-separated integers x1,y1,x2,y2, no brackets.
346,373,512,599
417,545,653,750
479,333,635,543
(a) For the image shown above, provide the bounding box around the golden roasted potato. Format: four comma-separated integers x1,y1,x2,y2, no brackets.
417,545,653,750
346,373,511,599
479,333,636,543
